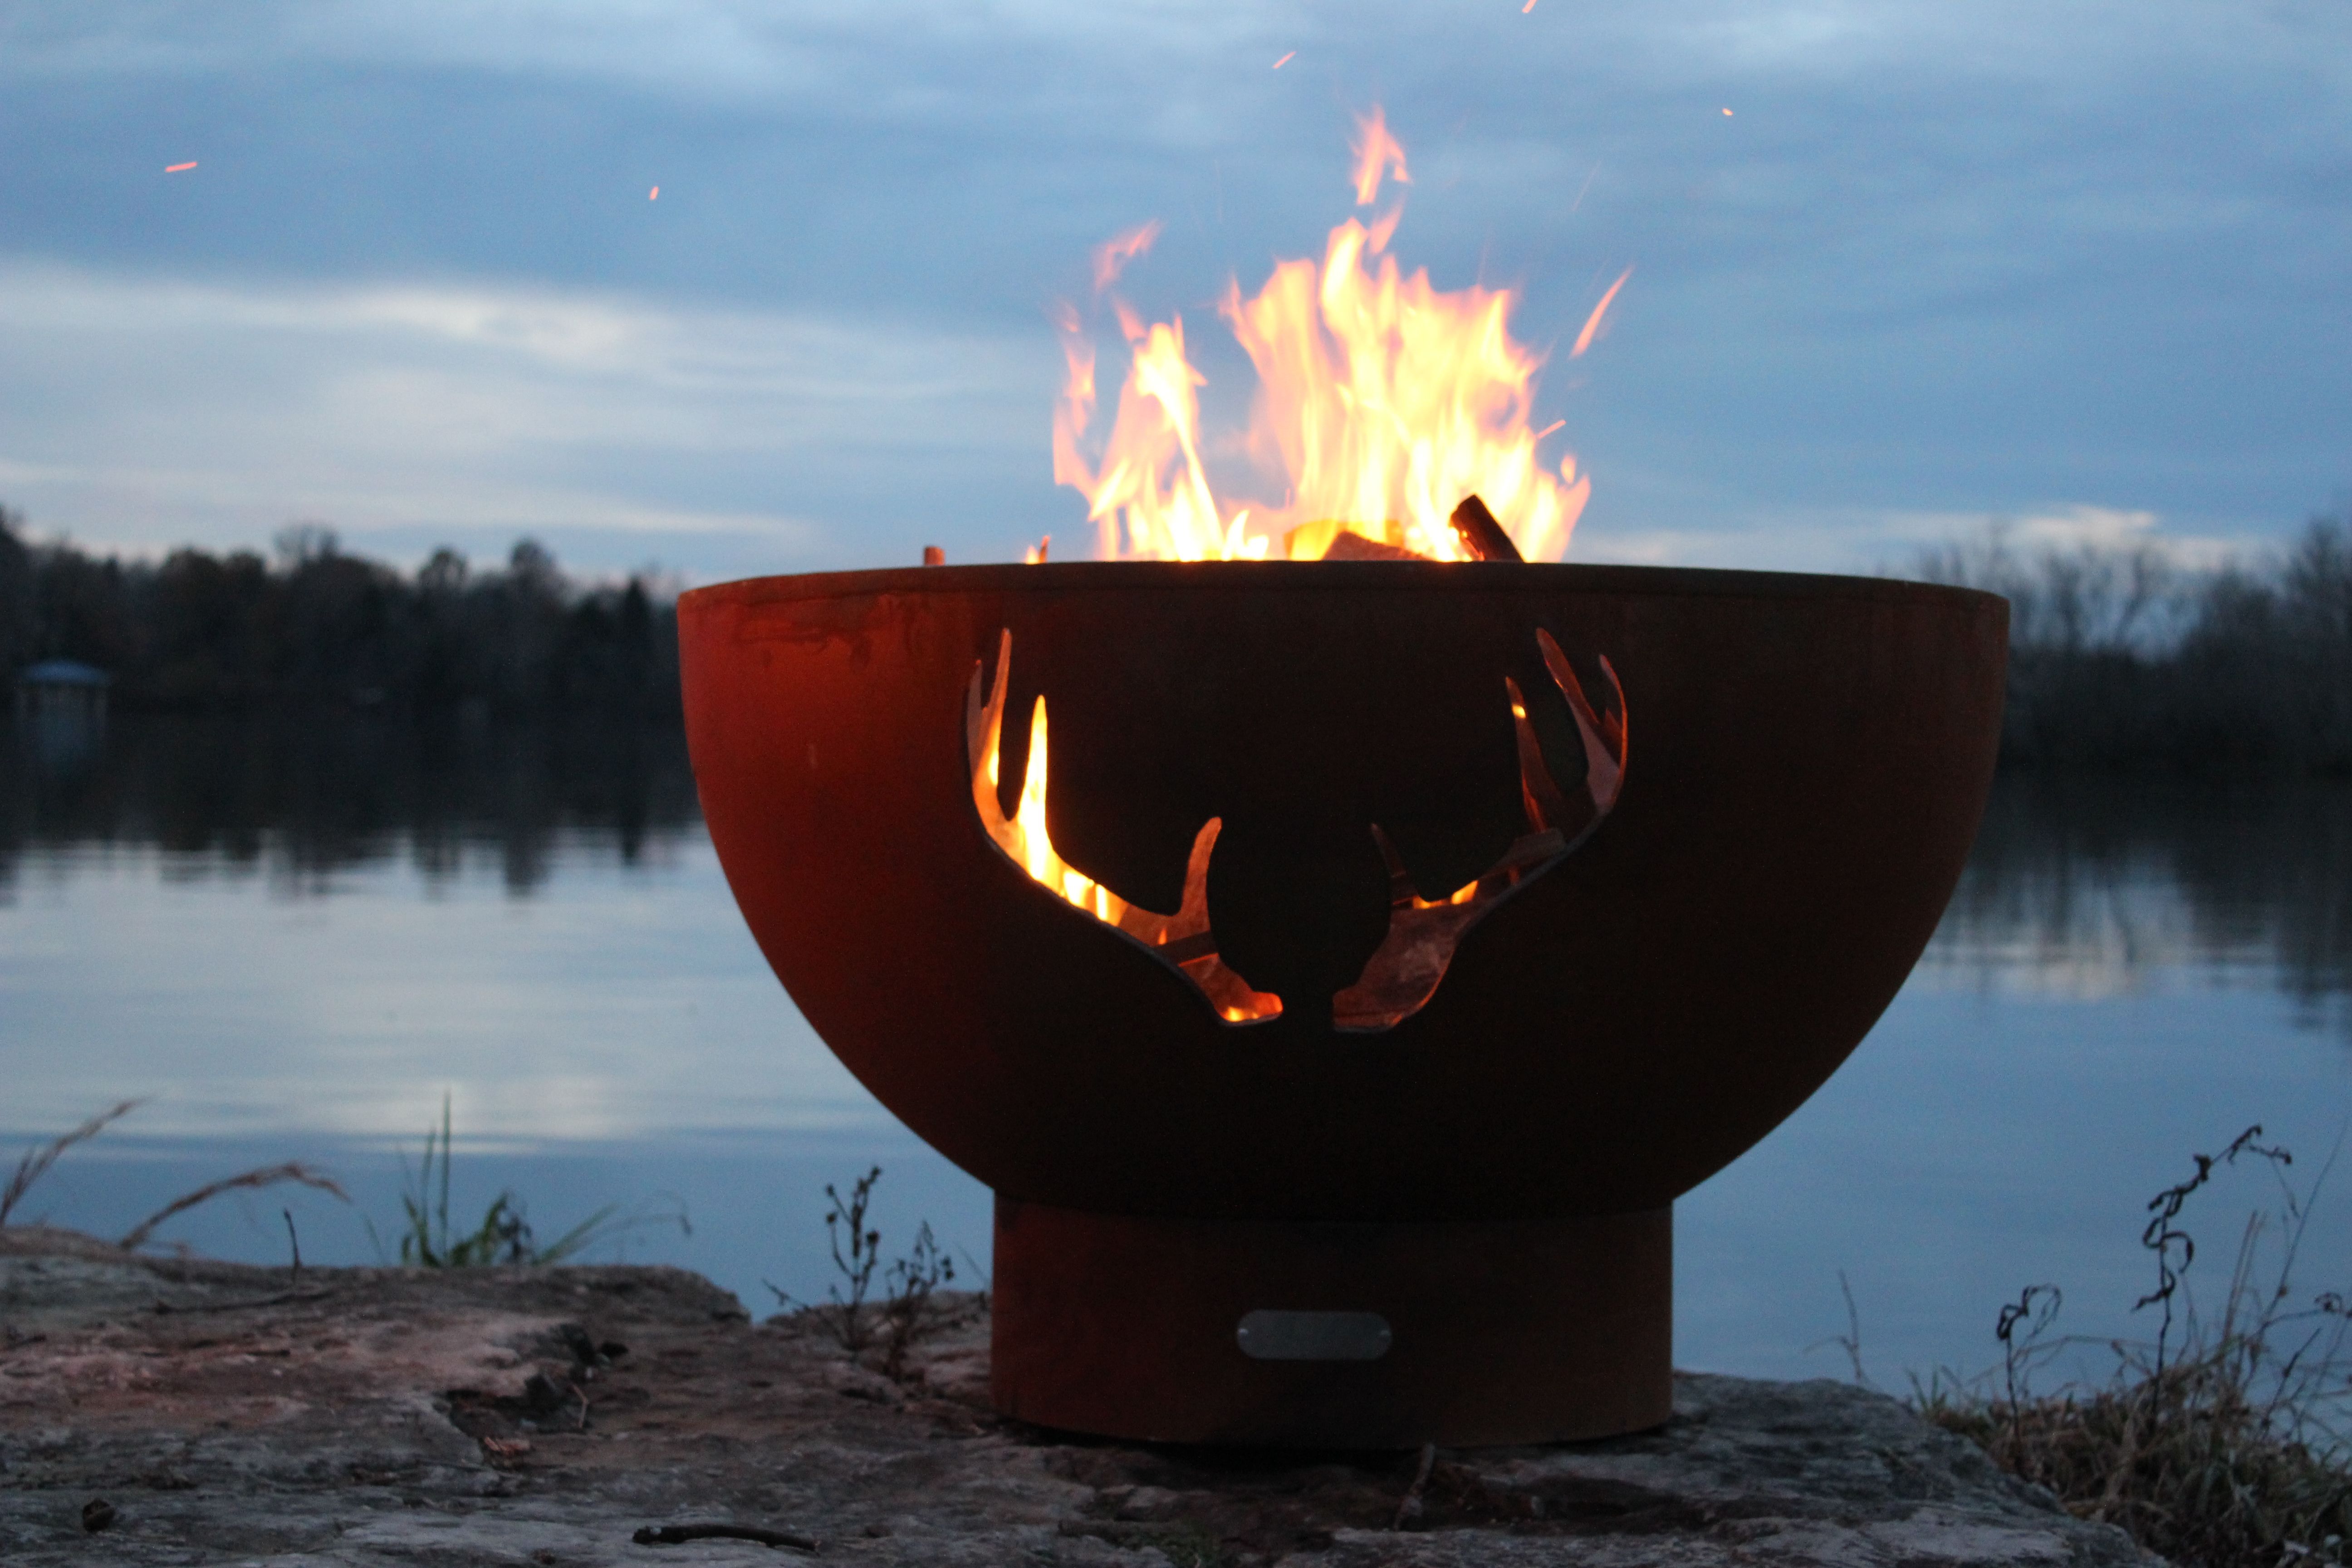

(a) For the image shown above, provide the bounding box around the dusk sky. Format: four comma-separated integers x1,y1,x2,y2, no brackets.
3,0,2347,584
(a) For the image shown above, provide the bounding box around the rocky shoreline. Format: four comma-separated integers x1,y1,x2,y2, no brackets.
0,1226,2146,1566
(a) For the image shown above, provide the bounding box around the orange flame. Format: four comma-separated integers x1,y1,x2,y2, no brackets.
1021,117,1635,1029
1091,220,1161,294
1349,106,1410,207
1223,225,1588,562
967,633,1283,1021
965,626,1627,1031
1052,112,1599,564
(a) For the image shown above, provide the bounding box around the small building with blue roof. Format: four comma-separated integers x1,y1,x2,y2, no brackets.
15,658,113,720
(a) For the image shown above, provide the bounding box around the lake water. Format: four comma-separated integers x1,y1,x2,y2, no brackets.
5,713,2348,1390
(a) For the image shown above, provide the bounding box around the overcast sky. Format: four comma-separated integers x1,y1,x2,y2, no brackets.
3,0,2347,582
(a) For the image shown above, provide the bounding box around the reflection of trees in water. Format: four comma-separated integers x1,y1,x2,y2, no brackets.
1936,774,2352,1027
12,720,2344,1023
0,713,697,896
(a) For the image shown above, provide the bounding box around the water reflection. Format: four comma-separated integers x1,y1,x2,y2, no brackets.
0,713,699,896
15,702,110,779
7,715,2349,1021
4,723,2347,1377
1921,775,2352,1030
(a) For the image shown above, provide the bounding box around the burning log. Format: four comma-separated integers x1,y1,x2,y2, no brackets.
1318,529,1424,562
1447,494,1524,563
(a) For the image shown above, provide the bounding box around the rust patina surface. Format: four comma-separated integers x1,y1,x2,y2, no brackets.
678,562,2008,1443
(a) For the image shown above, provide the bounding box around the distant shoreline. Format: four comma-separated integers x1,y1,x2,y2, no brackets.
13,506,2351,773
3,514,679,723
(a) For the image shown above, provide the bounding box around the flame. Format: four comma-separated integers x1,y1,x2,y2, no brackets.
1092,221,1161,294
1053,111,1600,564
964,629,1626,1032
967,633,1284,1021
1349,106,1410,206
1016,114,1637,1030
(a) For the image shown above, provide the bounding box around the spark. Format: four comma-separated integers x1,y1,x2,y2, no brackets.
1522,0,1537,11
648,186,660,200
1722,107,1734,116
1533,419,1565,441
164,162,196,173
1272,50,1294,69
1570,267,1632,358
1569,159,1600,214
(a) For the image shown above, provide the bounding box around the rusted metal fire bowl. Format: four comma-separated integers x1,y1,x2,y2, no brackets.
679,561,2007,1447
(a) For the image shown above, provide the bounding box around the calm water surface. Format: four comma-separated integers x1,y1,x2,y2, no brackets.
5,715,2348,1386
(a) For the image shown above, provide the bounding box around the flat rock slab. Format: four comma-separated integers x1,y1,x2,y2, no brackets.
0,1227,2145,1567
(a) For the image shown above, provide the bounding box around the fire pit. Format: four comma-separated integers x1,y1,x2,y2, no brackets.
679,557,2006,1446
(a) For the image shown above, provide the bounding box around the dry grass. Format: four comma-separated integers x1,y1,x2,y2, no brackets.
765,1166,959,1381
6,1097,676,1268
117,1163,349,1252
4,1099,351,1254
1912,1128,2352,1567
0,1099,142,1226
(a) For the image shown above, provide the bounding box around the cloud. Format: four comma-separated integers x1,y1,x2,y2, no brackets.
0,0,2346,577
0,261,1056,575
1887,504,2250,574
1564,496,2271,578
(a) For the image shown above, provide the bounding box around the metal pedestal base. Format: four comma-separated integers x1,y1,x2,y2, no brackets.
990,1199,1672,1448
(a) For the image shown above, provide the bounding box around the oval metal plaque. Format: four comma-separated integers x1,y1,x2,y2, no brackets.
1235,1309,1393,1362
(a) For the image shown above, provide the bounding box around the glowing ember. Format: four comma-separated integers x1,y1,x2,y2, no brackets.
164,162,197,173
1272,50,1295,69
1052,110,1600,565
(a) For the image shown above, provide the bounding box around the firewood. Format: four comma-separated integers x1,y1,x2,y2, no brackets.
1320,529,1425,562
1448,494,1523,562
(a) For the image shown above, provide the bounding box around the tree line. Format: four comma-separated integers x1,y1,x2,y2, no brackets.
9,498,2347,769
0,508,679,720
1917,514,2352,773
